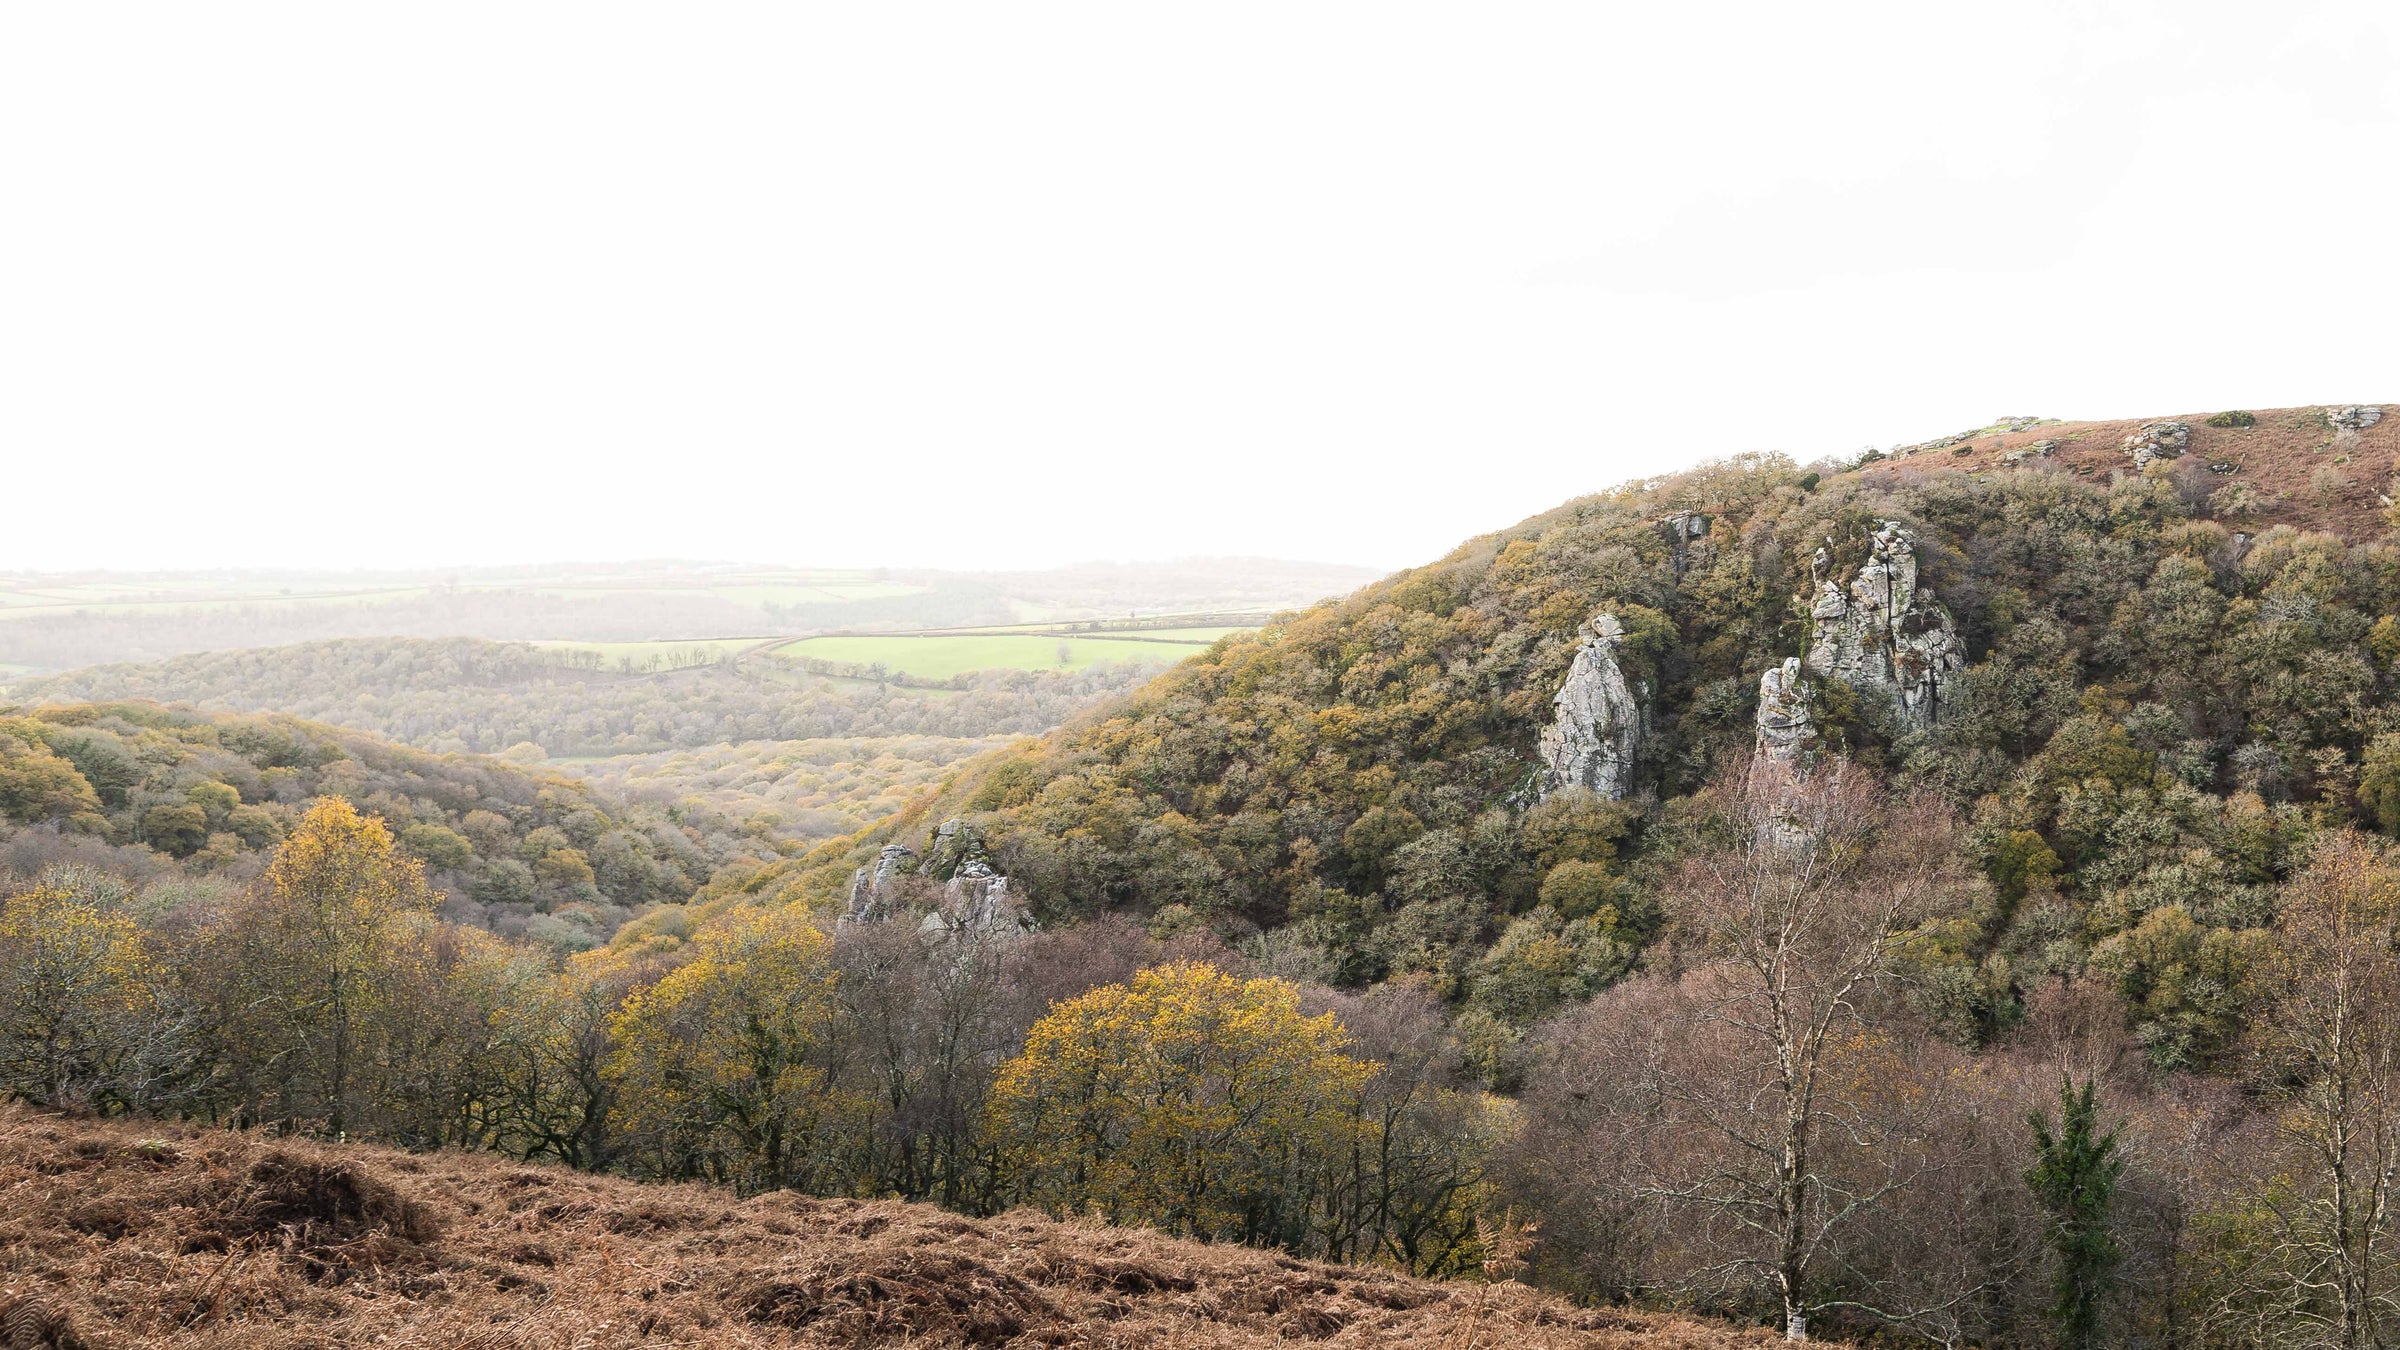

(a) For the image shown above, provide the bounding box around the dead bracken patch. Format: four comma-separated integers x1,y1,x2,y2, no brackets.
0,1290,95,1350
0,1104,1774,1349
174,1150,442,1286
737,1249,1055,1343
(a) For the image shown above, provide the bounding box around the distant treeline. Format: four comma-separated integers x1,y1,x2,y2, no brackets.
0,591,785,670
8,637,1161,758
0,557,1382,672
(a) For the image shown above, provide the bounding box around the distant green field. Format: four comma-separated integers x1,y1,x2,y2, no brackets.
883,620,1257,639
773,633,1210,680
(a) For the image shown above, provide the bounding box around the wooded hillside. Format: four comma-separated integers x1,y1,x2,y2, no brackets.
4,638,1163,757
0,702,763,947
10,406,2400,1347
732,407,2400,1062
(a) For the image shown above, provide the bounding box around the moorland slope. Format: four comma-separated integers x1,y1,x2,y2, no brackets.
0,1106,1764,1350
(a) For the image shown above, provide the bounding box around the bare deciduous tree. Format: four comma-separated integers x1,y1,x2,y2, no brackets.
2248,830,2400,1350
1671,757,1963,1338
1542,757,1971,1340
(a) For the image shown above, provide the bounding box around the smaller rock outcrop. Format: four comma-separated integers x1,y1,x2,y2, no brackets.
1894,430,1974,457
922,817,992,879
2329,405,2384,430
916,859,1036,939
1804,521,1966,730
1755,658,1818,765
845,843,920,921
2122,421,2192,468
845,822,1034,939
1537,612,1649,800
2003,438,2062,464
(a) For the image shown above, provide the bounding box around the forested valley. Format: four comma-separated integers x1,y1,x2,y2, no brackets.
6,638,1156,757
6,640,1163,840
12,407,2400,1348
0,557,1379,671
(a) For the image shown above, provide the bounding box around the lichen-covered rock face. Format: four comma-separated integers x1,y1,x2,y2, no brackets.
1537,612,1648,800
2122,421,2192,468
845,829,1034,938
1804,521,1966,731
2329,405,2385,430
922,816,991,879
846,842,920,920
1755,658,1817,765
917,865,1037,939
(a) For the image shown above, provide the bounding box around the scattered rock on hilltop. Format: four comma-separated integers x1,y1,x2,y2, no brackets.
2122,420,2192,467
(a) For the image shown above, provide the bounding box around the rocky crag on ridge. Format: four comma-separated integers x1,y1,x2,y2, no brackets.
1543,518,1966,784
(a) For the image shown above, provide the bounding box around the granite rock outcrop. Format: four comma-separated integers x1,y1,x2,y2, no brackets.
1655,511,1713,577
843,819,1035,938
1804,521,1966,731
1536,612,1649,800
1754,658,1818,765
2122,421,2192,468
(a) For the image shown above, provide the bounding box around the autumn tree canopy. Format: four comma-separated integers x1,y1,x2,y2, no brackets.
989,961,1374,1244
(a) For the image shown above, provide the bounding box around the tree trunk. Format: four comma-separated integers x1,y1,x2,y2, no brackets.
1780,1094,1809,1340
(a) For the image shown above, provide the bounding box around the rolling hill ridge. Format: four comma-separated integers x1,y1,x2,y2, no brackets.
711,404,2399,1059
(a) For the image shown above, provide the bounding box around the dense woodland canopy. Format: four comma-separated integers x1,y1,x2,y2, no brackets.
11,408,2400,1347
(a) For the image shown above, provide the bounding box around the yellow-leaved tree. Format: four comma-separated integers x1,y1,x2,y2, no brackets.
608,904,859,1194
988,961,1374,1245
0,882,162,1111
198,796,437,1136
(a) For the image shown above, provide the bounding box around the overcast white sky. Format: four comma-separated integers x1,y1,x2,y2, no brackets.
3,2,2395,574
